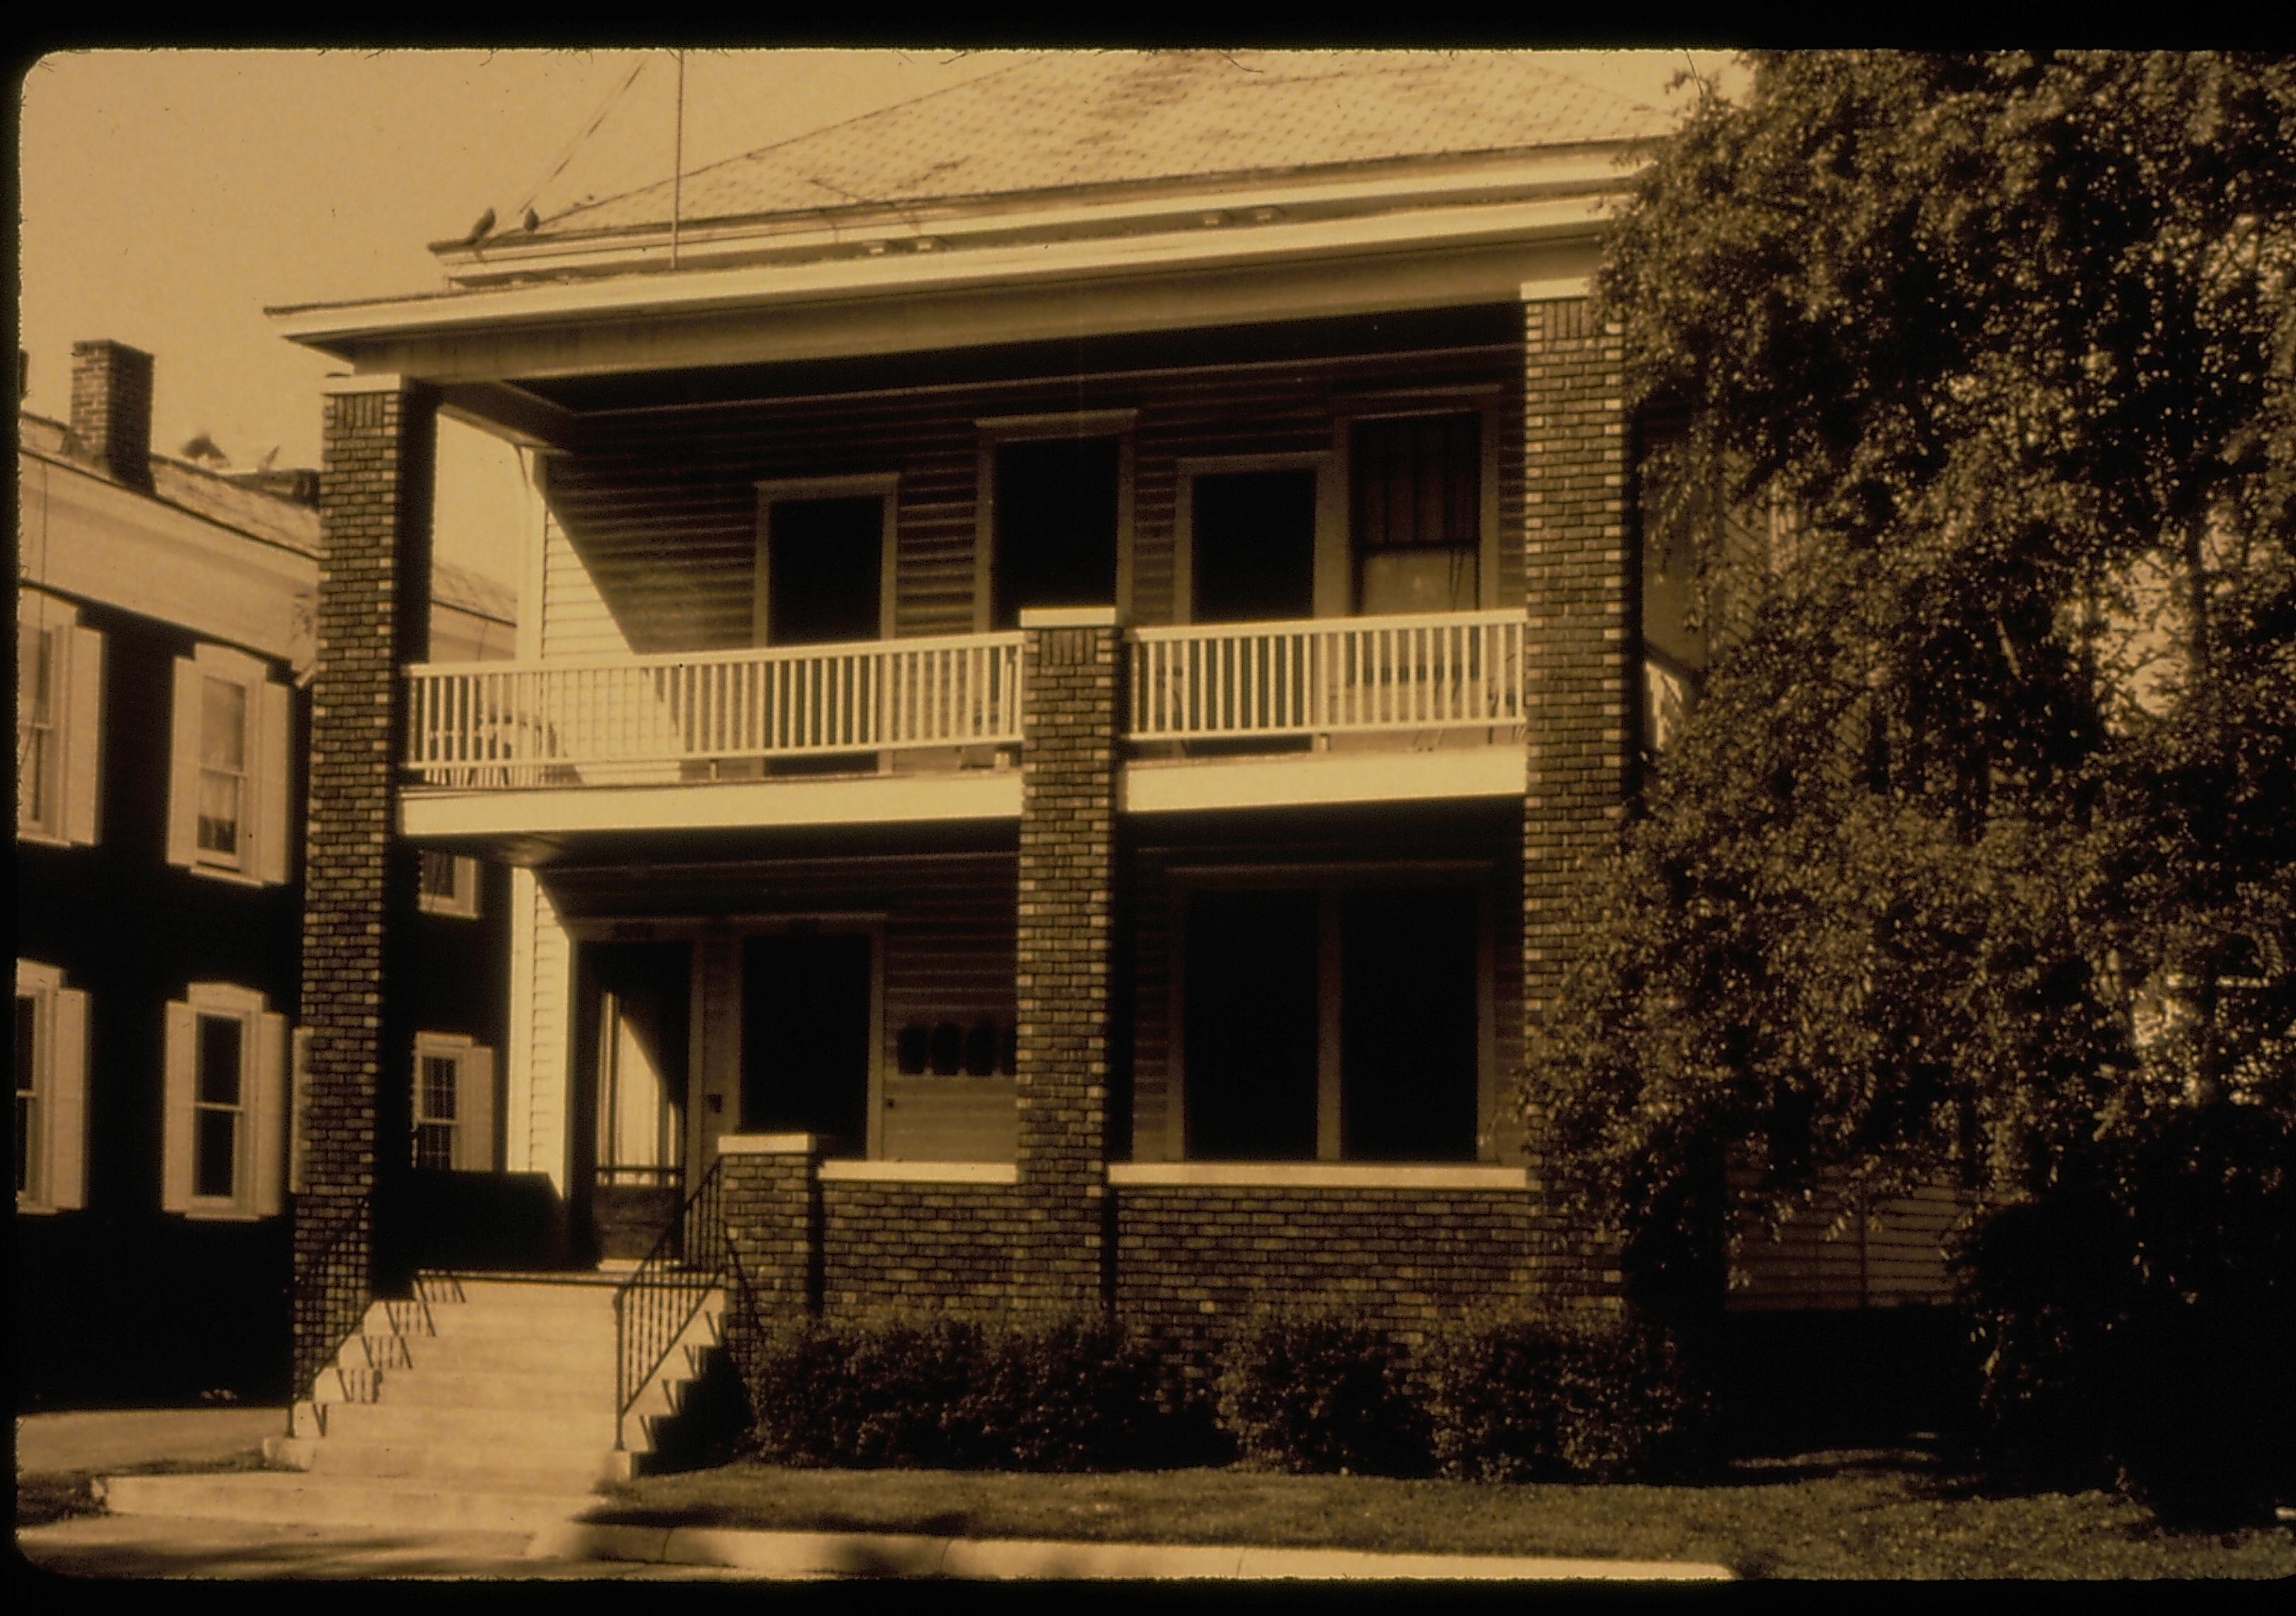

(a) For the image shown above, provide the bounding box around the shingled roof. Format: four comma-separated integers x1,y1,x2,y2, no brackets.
537,50,1677,240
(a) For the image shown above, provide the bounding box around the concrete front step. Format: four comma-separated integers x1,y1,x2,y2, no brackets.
382,1302,622,1342
265,1433,623,1489
98,1470,601,1535
308,1399,620,1450
349,1330,621,1378
315,1364,619,1410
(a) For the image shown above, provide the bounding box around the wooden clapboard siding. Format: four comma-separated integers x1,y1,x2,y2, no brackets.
548,851,1020,1162
1125,809,1523,1163
528,325,1528,661
1727,1158,1973,1311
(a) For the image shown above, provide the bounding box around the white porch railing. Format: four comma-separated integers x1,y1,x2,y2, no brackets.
1127,610,1526,743
405,632,1022,787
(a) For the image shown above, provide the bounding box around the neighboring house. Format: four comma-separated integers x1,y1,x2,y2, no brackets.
262,53,1956,1420
14,340,516,1407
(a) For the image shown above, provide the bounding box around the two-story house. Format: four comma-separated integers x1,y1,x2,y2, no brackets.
258,53,1959,1459
15,340,517,1408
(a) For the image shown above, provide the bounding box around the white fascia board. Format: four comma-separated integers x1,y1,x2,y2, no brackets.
1109,1162,1531,1190
400,769,1023,839
17,451,315,663
435,150,1643,283
1120,745,1527,814
271,193,1611,358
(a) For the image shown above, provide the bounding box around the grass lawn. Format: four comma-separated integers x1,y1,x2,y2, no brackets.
595,1448,2296,1579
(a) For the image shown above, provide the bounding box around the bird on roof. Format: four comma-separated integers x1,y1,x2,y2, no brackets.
465,207,497,246
523,206,541,233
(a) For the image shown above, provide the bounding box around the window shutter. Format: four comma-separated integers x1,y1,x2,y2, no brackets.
456,1045,497,1172
49,987,89,1210
167,658,202,868
63,627,104,846
252,1011,288,1216
255,680,292,885
161,999,197,1211
288,1027,311,1196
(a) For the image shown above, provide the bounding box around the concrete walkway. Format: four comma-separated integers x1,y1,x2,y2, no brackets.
16,1408,1735,1583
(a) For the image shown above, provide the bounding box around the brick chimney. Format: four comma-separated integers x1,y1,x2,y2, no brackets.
69,340,154,493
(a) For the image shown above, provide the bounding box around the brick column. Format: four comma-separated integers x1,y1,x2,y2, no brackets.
1013,606,1125,1311
718,1135,823,1381
291,375,437,1391
1520,296,1633,1301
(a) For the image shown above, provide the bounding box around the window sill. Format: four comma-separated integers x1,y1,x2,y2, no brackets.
16,1200,68,1216
818,1160,1018,1185
177,860,277,890
169,1206,271,1223
16,827,80,849
1110,1162,1530,1191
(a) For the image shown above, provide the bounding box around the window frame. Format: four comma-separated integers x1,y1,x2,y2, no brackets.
416,850,483,920
1332,400,1501,617
16,589,104,848
162,982,286,1220
1171,452,1341,627
1164,866,1497,1166
15,960,89,1213
972,410,1139,633
752,473,901,649
410,1031,496,1173
169,643,291,886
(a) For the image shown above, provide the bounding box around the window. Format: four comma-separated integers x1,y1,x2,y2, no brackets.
410,1033,495,1172
16,590,104,846
417,851,482,919
1178,880,1486,1163
1350,413,1484,615
974,412,1137,632
16,961,89,1211
162,982,286,1218
753,478,896,649
169,644,291,884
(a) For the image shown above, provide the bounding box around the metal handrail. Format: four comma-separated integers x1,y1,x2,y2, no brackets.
287,1191,373,1426
612,1155,732,1449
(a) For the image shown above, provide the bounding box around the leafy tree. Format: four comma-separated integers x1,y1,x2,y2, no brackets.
1528,52,2295,1516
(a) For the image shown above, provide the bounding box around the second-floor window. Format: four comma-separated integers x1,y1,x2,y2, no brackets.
16,590,104,847
168,644,291,885
417,851,482,919
1351,413,1483,615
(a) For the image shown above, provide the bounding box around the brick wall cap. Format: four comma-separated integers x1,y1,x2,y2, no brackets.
1519,276,1590,302
716,1132,821,1155
819,1160,1020,1184
322,372,415,397
1110,1163,1531,1191
1020,605,1122,630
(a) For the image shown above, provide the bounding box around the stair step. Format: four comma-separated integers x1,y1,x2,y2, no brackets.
267,1434,621,1487
315,1401,619,1449
350,1332,619,1377
320,1364,620,1409
383,1305,622,1342
100,1470,598,1534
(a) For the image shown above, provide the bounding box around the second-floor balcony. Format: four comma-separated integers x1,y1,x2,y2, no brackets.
403,610,1529,833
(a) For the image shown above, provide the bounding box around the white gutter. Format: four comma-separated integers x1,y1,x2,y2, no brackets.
271,192,1623,354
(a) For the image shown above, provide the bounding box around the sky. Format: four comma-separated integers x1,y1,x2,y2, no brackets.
17,47,1736,589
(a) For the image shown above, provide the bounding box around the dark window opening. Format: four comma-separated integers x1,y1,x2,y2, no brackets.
1352,414,1480,615
991,437,1120,629
765,495,884,646
1183,889,1321,1161
1192,468,1317,624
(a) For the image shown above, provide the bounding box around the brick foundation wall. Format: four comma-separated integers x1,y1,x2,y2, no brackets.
291,378,437,1388
1013,610,1125,1308
1519,296,1633,1301
821,1181,1025,1311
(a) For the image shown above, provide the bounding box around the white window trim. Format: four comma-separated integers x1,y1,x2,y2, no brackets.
752,473,901,648
1164,868,1497,1167
16,960,89,1213
1331,402,1502,616
416,851,483,919
973,410,1139,633
162,982,286,1220
411,1031,497,1173
168,643,291,887
16,589,104,848
1171,453,1340,628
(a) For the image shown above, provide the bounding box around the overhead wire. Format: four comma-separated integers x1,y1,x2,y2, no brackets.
510,55,651,224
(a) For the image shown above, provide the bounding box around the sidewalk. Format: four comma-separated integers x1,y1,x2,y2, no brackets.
15,1408,1735,1582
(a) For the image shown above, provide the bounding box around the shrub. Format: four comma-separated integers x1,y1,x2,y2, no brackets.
741,1308,1213,1471
1422,1306,1716,1483
1955,1105,2295,1527
1214,1308,1429,1476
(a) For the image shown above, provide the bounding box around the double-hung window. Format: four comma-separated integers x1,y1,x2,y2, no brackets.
417,851,482,919
169,644,291,885
162,983,286,1218
16,590,104,846
411,1033,495,1172
16,960,89,1211
1349,412,1486,616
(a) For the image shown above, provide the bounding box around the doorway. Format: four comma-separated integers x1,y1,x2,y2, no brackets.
741,929,877,1157
571,941,692,1262
990,436,1121,629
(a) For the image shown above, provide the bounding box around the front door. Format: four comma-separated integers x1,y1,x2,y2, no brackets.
573,941,691,1262
741,931,875,1157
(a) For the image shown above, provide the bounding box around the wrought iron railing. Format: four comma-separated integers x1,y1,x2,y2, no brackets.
287,1191,373,1420
612,1155,733,1449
